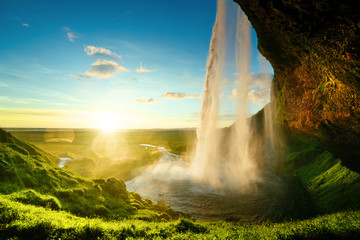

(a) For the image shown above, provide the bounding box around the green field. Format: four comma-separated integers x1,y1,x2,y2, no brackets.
1,128,360,239
9,129,196,181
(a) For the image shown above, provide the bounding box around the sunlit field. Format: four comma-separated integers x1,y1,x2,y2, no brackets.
9,129,196,180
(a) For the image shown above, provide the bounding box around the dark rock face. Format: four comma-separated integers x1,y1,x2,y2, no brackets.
234,0,360,144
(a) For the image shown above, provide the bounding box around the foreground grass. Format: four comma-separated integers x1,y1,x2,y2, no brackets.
1,194,360,239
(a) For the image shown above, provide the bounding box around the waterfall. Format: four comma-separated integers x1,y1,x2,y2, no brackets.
191,0,267,191
190,0,227,188
127,0,285,221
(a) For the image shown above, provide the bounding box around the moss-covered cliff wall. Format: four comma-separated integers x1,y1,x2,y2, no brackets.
234,0,360,144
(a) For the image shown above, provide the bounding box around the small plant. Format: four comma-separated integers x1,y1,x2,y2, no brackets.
175,219,208,233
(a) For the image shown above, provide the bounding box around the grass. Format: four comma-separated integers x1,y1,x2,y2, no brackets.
1,194,360,239
2,128,360,239
278,135,360,218
0,129,186,221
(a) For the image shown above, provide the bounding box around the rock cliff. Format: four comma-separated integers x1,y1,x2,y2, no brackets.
234,0,360,144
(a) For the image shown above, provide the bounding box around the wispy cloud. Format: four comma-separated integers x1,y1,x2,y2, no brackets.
136,62,153,73
32,63,61,74
0,82,9,87
163,92,201,100
135,98,155,104
22,23,30,27
0,95,66,106
84,45,121,60
85,59,129,79
109,11,133,22
11,87,80,103
69,74,92,83
63,27,78,42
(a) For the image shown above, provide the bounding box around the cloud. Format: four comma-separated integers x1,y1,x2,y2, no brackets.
247,89,270,106
136,62,153,73
85,59,129,79
234,72,273,89
232,88,270,105
0,95,66,106
249,73,272,89
84,45,121,60
22,23,30,27
232,72,273,104
67,32,76,42
69,74,92,83
63,27,78,42
0,82,9,87
135,98,155,104
163,92,201,100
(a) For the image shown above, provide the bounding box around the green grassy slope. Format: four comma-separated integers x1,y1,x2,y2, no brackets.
1,194,360,239
278,135,360,218
2,128,360,239
0,129,185,221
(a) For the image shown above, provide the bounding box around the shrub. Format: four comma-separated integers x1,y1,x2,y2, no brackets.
175,219,208,233
10,189,61,210
94,205,110,216
130,191,142,201
101,178,128,200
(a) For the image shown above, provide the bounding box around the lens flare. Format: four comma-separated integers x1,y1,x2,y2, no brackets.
94,111,120,133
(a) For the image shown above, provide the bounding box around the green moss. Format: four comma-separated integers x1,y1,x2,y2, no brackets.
274,79,287,125
282,139,360,215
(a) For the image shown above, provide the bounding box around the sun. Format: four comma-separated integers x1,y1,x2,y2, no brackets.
94,111,120,133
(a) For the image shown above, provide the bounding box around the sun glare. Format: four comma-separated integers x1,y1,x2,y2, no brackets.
95,111,120,132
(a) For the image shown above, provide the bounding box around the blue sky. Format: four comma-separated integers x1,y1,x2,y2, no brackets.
0,0,272,129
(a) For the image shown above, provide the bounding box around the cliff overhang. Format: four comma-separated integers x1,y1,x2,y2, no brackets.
234,0,360,144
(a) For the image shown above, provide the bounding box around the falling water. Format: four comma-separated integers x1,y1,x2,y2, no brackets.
127,0,287,221
190,0,227,188
192,1,262,191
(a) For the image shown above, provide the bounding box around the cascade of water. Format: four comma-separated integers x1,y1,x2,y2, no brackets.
226,8,257,189
191,0,265,191
190,0,227,188
127,0,285,221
